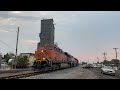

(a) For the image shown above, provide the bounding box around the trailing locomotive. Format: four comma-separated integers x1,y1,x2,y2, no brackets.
32,19,79,71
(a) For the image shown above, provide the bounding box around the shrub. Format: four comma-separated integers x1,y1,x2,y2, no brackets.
16,56,29,68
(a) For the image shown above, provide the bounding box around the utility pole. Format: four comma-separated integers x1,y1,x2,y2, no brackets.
14,27,19,69
97,57,99,63
113,48,119,60
103,52,107,60
102,52,107,66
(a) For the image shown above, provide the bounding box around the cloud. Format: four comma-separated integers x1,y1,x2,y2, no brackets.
21,40,39,45
37,11,49,16
8,18,17,26
0,11,40,23
0,18,9,26
10,11,23,15
0,17,17,27
0,11,9,18
0,29,9,32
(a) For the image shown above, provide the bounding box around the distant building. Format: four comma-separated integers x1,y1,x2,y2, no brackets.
20,53,35,66
37,19,55,49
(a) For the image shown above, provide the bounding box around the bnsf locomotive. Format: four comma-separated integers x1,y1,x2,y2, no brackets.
32,19,79,71
32,44,79,71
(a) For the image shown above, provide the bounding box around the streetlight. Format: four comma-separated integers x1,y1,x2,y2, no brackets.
113,48,119,60
113,48,119,68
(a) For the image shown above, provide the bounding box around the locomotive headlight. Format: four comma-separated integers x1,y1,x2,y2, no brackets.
43,58,45,60
41,50,44,52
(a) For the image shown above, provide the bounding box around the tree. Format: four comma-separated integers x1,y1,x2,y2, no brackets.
111,59,119,67
97,61,99,64
99,62,103,64
4,53,9,62
4,53,15,63
16,55,29,68
103,60,110,65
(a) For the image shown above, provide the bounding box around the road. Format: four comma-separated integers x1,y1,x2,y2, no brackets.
23,65,119,79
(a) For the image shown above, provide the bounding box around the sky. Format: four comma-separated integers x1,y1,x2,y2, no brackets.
0,11,120,63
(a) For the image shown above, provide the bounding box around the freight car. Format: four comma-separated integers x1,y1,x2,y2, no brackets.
32,44,79,71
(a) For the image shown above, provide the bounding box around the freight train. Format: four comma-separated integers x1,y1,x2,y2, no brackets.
32,19,79,71
32,44,79,71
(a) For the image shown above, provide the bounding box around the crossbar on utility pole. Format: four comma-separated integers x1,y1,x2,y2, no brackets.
14,27,19,69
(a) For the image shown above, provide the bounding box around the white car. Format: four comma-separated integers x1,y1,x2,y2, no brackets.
101,66,115,76
112,67,118,71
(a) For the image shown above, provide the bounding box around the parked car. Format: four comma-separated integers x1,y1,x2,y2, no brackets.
101,66,115,76
112,66,118,71
82,64,93,68
92,64,103,68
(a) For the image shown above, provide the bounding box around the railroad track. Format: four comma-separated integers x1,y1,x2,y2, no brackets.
0,69,60,79
0,66,78,79
0,71,41,79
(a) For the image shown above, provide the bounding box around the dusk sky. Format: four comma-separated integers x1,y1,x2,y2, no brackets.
0,11,120,63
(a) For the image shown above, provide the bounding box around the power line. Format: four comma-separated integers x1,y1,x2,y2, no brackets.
0,39,16,51
0,39,21,54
